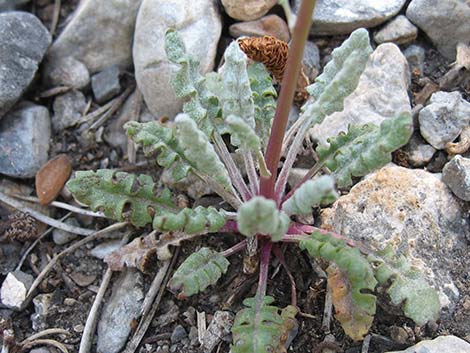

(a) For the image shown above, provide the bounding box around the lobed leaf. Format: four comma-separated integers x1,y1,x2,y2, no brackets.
174,114,233,191
125,120,190,181
316,112,413,188
66,170,226,234
299,231,377,340
302,28,372,127
225,115,261,152
231,295,298,353
282,175,338,216
168,247,230,299
237,196,290,242
247,62,277,148
221,41,255,129
369,246,440,326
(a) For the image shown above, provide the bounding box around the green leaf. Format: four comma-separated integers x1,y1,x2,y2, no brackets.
174,114,233,190
316,112,413,188
225,115,261,152
231,295,298,353
300,231,377,340
302,28,372,127
282,175,338,216
247,63,277,148
237,196,290,242
221,41,255,129
369,246,440,325
168,247,230,299
165,29,221,135
125,120,190,182
66,170,226,234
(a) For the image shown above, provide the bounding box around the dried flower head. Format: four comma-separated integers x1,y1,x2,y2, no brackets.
2,212,39,241
237,35,309,102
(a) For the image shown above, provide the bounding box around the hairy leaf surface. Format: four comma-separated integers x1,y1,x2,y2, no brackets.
168,247,229,299
369,246,440,325
316,112,413,188
125,120,190,181
237,196,290,242
282,175,338,216
226,115,261,152
66,170,225,234
231,296,298,353
174,114,232,190
300,231,377,340
247,62,277,147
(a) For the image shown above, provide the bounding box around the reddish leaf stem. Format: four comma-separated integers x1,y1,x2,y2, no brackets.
256,241,273,298
259,0,317,200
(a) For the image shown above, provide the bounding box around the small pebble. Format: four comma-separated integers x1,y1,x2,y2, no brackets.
374,15,418,45
52,90,87,132
44,56,90,89
442,155,470,201
170,324,187,344
91,66,121,104
52,218,80,245
35,154,72,205
0,271,33,309
404,45,426,76
229,14,290,42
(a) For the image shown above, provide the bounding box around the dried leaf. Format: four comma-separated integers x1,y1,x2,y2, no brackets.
327,263,374,341
35,154,72,205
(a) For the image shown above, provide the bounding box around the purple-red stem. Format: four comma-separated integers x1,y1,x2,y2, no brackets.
256,241,273,298
220,220,238,233
259,0,317,200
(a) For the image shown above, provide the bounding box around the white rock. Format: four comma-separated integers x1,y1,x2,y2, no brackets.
374,15,418,45
52,218,80,245
442,155,470,202
221,0,277,21
294,0,407,35
90,240,123,259
387,335,470,353
406,0,470,60
43,57,90,90
1,271,33,309
310,43,411,146
46,0,142,74
133,0,222,119
321,166,469,314
418,91,470,150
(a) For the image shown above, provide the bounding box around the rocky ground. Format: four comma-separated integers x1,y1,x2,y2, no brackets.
0,0,470,353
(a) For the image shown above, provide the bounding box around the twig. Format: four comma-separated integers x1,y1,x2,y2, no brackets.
20,339,69,353
21,328,70,343
123,249,179,353
321,284,333,332
37,86,71,98
445,125,470,155
7,194,107,218
361,335,371,353
0,191,94,236
221,240,247,257
127,88,142,164
79,233,132,353
49,0,61,36
16,213,72,271
20,222,128,311
197,311,207,345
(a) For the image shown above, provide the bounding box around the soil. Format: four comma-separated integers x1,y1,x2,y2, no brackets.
1,1,470,353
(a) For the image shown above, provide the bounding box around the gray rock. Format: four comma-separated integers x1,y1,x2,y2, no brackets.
403,44,426,76
294,0,407,35
374,15,418,45
90,240,122,259
97,269,144,353
229,14,290,42
91,66,121,104
386,335,470,353
52,90,87,132
52,218,80,245
0,0,29,11
0,103,50,178
133,0,222,119
302,41,321,83
418,91,470,149
29,348,51,353
310,43,411,146
170,325,187,344
442,155,470,201
0,11,51,119
406,0,470,60
321,166,469,314
221,0,277,21
401,134,436,167
31,292,54,331
43,57,90,90
0,270,33,309
46,0,142,74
